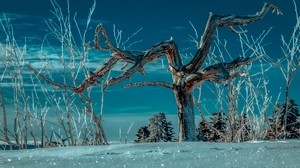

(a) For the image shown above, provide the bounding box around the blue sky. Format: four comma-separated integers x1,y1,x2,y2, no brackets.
0,0,296,52
1,0,300,141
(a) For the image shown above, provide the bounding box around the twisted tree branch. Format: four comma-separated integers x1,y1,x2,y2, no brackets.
105,40,182,87
74,54,120,93
185,56,256,88
124,81,173,89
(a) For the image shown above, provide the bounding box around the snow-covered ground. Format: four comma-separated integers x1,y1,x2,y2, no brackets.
1,140,300,168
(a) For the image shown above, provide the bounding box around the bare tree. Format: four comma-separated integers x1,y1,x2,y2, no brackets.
0,15,28,149
28,3,281,141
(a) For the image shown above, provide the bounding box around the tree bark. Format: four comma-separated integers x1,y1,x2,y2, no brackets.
174,86,196,141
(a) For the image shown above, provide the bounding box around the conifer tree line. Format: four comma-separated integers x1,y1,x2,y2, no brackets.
196,99,300,142
136,101,300,143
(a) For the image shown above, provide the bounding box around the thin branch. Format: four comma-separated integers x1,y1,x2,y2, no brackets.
94,24,118,52
229,26,248,34
26,54,120,94
188,21,200,48
293,0,299,26
122,27,143,48
124,81,173,89
26,64,75,91
209,71,248,84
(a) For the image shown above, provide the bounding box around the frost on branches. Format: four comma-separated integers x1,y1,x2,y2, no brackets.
28,3,281,142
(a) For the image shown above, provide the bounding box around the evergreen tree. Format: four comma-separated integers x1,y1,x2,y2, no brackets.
197,111,227,142
271,99,300,139
135,112,174,143
163,120,174,141
210,111,227,141
160,113,174,141
267,103,283,139
135,126,150,143
197,119,213,141
211,111,227,134
148,115,162,142
283,99,300,138
148,113,174,142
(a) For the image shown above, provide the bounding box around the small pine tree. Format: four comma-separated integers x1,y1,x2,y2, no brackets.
163,121,174,141
160,113,174,141
285,99,300,138
135,112,174,143
269,99,300,139
135,126,150,143
282,99,300,138
211,111,227,134
197,111,227,142
148,115,162,142
148,113,174,142
197,119,213,141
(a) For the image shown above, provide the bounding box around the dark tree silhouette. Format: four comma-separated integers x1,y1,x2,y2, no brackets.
270,99,300,139
28,3,281,142
197,111,227,142
136,113,174,143
162,118,174,142
148,113,174,142
135,126,150,143
211,112,227,134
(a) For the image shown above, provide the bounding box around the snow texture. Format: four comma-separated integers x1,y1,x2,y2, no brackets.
1,140,300,168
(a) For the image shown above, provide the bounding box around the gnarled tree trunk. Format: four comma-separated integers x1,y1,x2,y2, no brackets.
174,85,195,141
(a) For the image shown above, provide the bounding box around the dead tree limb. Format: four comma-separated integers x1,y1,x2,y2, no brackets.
124,81,173,89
